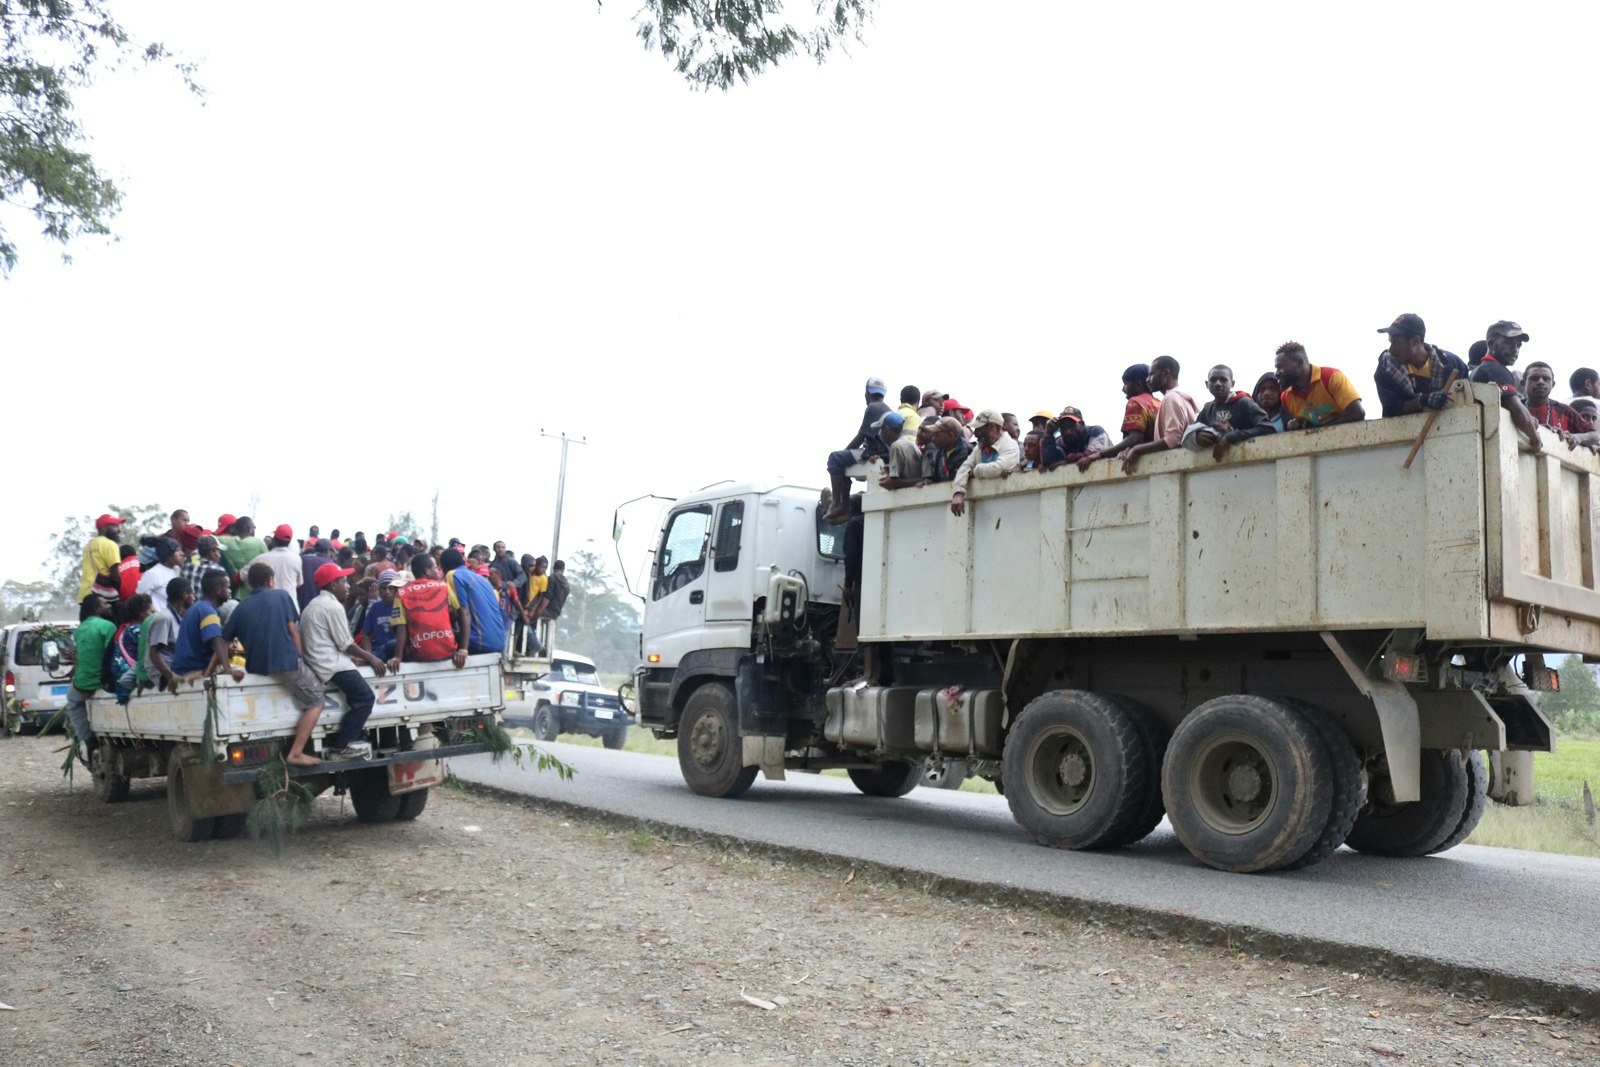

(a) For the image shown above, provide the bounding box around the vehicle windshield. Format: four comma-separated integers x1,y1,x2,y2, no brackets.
12,627,77,666
551,659,601,686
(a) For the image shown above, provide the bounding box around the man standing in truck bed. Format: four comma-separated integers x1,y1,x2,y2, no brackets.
223,563,325,766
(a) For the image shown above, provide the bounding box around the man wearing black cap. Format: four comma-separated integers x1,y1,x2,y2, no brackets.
1374,313,1468,418
1077,364,1161,470
1470,320,1542,452
1042,407,1112,469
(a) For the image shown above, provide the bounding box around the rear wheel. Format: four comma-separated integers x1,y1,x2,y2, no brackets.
1345,749,1473,857
1162,695,1333,873
166,759,217,843
603,725,628,751
1098,696,1169,848
1003,690,1151,851
1278,700,1366,871
533,703,560,742
1434,750,1489,853
848,761,922,797
677,682,758,798
395,788,430,821
349,768,403,823
91,743,131,804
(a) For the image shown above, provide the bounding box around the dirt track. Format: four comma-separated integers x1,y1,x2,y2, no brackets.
2,734,1596,1066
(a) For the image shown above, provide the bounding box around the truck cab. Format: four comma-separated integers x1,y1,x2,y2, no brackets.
636,480,847,746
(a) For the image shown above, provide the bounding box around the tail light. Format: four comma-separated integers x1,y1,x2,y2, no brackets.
4,670,13,694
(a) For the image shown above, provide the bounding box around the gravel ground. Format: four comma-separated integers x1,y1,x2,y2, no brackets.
1,735,1596,1067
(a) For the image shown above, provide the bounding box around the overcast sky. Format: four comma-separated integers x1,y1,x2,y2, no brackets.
6,1,1598,596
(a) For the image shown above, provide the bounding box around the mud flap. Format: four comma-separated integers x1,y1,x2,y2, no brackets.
389,734,444,796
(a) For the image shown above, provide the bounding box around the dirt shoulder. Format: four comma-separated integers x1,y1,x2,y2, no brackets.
1,735,1596,1067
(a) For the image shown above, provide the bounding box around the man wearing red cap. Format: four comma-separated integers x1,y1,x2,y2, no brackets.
300,562,387,761
246,524,304,612
78,513,125,603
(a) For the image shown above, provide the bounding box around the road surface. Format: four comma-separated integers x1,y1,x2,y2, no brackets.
455,741,1600,1014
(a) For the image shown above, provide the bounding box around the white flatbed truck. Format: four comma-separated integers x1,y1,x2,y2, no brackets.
86,653,505,840
629,383,1580,872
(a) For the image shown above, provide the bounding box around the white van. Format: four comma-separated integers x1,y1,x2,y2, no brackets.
2,621,79,734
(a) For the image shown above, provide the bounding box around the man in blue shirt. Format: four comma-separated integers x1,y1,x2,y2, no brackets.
440,549,505,656
360,570,400,661
171,572,243,680
223,562,327,766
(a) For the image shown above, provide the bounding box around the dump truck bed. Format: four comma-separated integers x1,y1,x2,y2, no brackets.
860,385,1600,657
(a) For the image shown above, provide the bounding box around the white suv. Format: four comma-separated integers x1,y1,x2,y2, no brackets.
506,651,632,749
2,621,79,734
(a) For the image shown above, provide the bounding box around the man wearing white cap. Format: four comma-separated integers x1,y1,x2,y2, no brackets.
824,376,892,524
950,408,1021,516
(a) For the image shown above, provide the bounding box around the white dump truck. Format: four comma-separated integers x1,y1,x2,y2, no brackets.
628,383,1580,873
84,653,505,841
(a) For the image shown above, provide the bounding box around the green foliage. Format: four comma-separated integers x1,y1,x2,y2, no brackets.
552,549,641,677
0,2,200,273
479,720,575,780
1537,655,1600,735
248,757,313,857
621,0,873,90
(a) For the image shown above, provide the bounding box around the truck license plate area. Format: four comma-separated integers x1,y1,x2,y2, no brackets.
592,708,614,719
50,685,68,697
389,758,445,795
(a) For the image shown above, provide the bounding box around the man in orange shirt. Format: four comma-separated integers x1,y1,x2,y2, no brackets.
1275,342,1366,429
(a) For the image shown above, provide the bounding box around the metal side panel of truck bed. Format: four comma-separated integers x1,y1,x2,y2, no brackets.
87,653,504,743
860,385,1600,657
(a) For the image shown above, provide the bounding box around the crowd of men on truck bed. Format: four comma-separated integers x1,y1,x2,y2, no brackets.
66,518,570,766
824,314,1598,523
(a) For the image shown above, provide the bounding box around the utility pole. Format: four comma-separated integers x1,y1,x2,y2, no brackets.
540,430,586,564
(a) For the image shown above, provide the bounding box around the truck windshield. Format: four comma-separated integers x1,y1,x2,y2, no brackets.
551,660,601,686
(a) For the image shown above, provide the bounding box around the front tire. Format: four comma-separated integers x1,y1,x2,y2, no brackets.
677,682,758,798
1162,696,1333,873
532,703,560,742
602,725,628,751
1003,690,1152,851
848,761,922,797
1345,749,1474,857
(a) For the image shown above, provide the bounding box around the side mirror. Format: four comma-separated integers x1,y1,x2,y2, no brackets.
40,640,61,673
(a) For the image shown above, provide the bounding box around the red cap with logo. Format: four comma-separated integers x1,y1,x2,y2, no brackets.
215,513,238,532
273,524,294,541
313,563,355,588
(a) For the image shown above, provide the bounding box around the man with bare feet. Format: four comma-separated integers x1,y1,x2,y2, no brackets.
222,562,326,767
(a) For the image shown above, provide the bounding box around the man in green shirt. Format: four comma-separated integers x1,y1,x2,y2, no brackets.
217,515,268,600
66,593,116,756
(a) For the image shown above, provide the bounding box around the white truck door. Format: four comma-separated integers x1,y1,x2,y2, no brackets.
705,499,748,622
646,505,715,665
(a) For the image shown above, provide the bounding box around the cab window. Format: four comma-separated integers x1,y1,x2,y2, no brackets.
653,506,712,601
711,501,745,573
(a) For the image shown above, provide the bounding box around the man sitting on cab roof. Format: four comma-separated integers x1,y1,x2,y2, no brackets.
1275,342,1365,429
824,377,892,525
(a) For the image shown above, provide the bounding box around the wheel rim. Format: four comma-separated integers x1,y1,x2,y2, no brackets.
687,709,728,773
1026,725,1095,816
1189,731,1279,834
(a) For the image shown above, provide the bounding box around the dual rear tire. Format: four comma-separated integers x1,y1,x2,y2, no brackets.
1005,691,1369,873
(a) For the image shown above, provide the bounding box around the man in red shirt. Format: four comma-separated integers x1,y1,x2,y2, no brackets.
1523,362,1578,434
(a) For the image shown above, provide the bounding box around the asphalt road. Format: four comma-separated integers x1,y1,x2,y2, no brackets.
454,742,1600,1012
